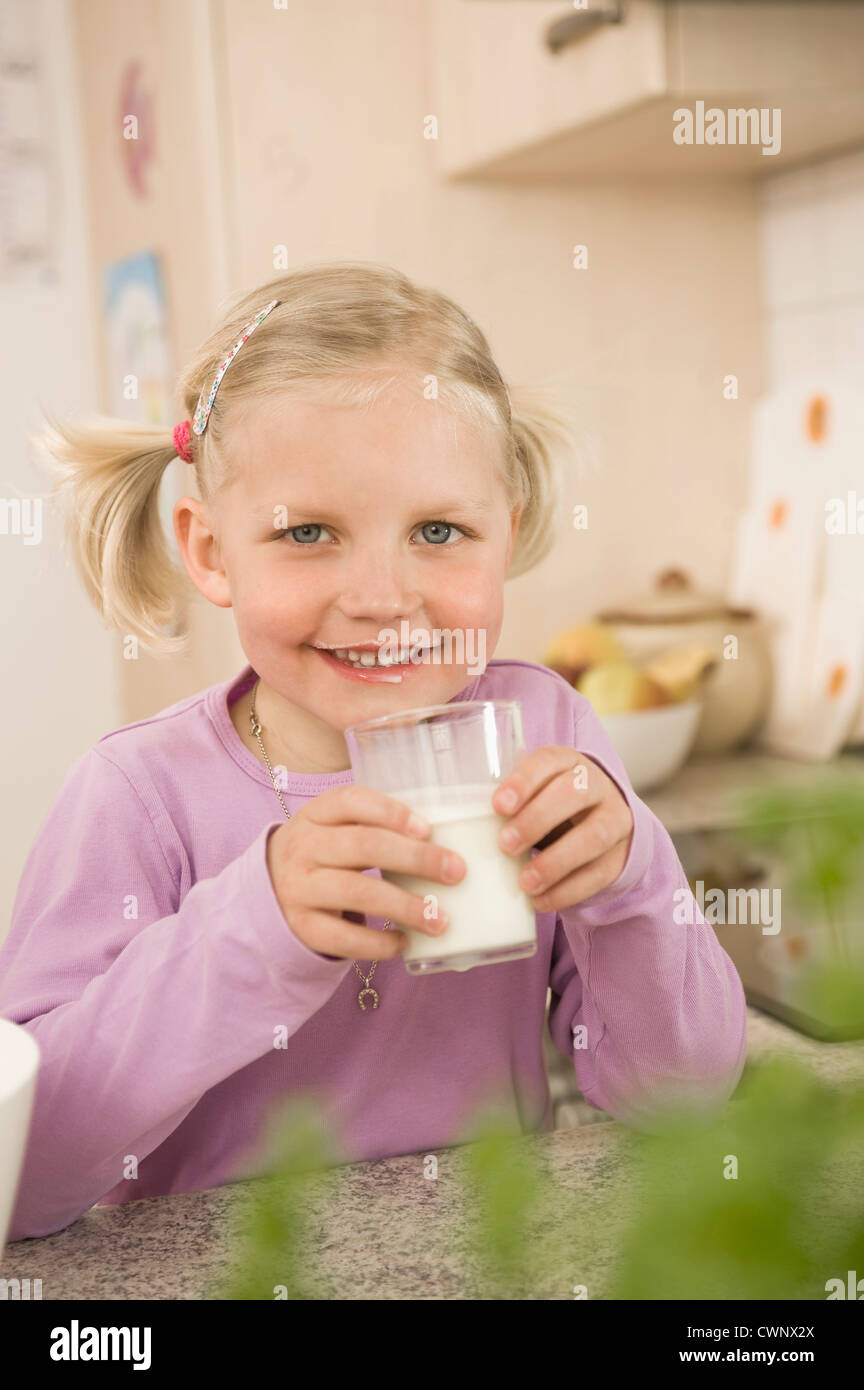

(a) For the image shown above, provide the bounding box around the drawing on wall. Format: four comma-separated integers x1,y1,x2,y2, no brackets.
0,0,58,283
102,249,173,424
102,250,182,558
117,59,155,199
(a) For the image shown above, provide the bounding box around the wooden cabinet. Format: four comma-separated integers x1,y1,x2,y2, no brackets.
429,0,864,178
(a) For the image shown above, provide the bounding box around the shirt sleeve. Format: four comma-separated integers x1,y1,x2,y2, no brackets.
546,692,748,1128
0,747,351,1241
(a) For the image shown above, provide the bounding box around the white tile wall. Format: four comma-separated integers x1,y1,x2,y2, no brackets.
760,148,864,388
756,148,864,749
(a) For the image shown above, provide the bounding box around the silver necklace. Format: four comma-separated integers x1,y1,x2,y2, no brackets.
249,679,392,1011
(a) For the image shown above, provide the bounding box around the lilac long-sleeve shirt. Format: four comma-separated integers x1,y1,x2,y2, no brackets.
0,659,747,1241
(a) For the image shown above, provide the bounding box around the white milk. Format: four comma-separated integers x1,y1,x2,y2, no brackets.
384,782,537,973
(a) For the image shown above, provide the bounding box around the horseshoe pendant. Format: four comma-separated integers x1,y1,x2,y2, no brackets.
358,986,379,1011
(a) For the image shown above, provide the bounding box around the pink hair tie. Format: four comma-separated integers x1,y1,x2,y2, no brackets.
173,419,193,463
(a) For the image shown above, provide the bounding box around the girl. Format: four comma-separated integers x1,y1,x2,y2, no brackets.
1,261,746,1241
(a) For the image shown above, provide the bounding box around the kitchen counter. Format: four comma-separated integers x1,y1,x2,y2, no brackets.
640,747,864,836
4,1004,863,1300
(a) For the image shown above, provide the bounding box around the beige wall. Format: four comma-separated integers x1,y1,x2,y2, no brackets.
1,0,115,938
71,0,762,696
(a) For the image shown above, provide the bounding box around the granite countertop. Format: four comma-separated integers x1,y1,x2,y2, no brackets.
4,1004,864,1300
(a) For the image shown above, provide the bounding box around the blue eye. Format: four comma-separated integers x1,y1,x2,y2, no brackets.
285,524,332,544
415,522,465,545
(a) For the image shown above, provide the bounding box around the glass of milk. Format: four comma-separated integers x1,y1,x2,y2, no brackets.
344,700,537,975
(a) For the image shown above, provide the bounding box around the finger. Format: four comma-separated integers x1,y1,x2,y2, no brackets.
527,844,629,913
305,824,466,884
491,746,598,818
301,867,452,937
287,906,409,961
518,808,627,898
497,767,600,859
307,784,432,838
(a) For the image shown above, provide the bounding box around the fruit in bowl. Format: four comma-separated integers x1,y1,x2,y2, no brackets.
543,624,718,791
543,622,627,688
642,644,719,704
576,660,671,715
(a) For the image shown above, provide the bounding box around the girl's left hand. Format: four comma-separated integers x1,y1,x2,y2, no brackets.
491,746,634,912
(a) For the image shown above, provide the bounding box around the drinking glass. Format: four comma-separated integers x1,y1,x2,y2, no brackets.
344,700,537,974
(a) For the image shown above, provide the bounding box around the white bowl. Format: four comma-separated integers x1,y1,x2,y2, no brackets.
0,1018,40,1256
595,698,702,792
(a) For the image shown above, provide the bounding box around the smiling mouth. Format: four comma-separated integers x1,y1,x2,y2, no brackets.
311,644,441,669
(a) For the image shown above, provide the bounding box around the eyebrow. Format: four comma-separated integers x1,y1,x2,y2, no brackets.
250,497,497,519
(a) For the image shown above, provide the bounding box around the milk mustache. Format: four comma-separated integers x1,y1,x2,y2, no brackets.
384,781,537,973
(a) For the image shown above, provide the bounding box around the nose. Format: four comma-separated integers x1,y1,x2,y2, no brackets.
336,545,423,627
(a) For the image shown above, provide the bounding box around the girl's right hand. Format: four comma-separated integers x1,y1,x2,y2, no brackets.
264,785,466,961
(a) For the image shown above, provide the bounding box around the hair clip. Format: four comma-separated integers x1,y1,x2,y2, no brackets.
192,299,280,436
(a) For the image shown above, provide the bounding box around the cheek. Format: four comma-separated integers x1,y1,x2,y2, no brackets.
441,570,504,648
231,564,307,643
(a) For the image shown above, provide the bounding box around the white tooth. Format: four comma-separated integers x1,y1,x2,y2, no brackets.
377,650,394,666
347,650,360,661
359,651,377,667
334,648,348,658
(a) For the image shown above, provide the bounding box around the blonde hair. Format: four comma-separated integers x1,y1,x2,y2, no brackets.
32,260,578,656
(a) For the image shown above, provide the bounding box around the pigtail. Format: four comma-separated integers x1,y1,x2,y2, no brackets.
29,410,190,656
504,383,582,578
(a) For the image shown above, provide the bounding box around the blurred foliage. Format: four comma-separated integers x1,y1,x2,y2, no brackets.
605,779,864,1296
733,781,864,939
608,1030,864,1299
215,776,864,1299
216,1098,338,1301
457,1108,558,1297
